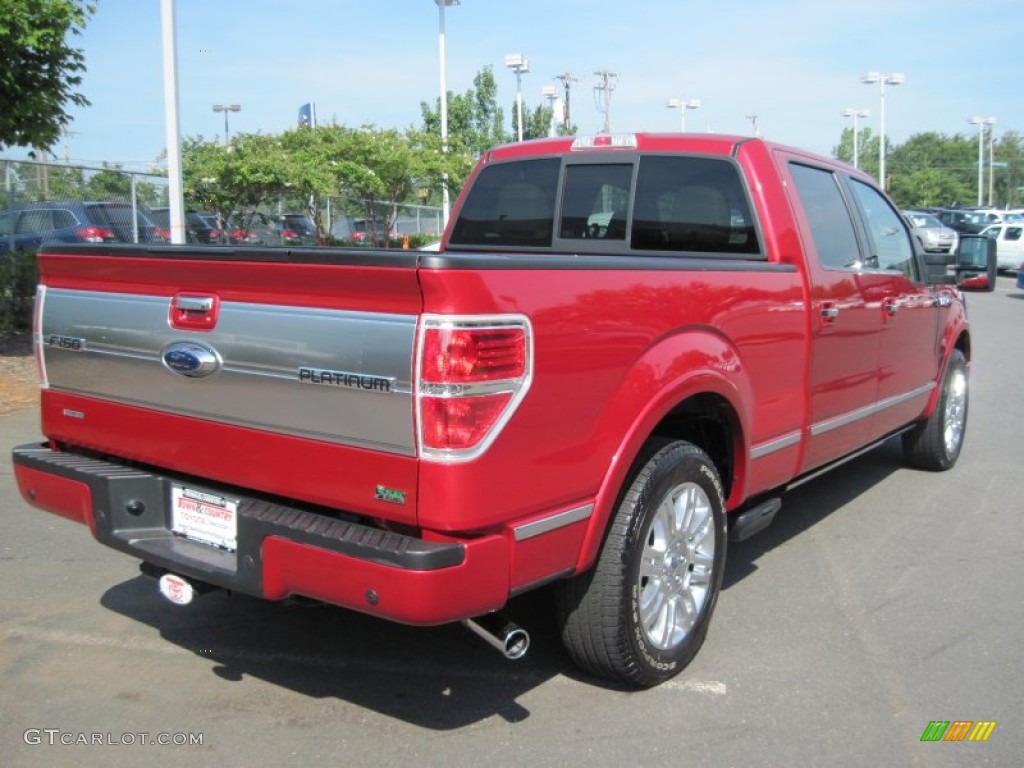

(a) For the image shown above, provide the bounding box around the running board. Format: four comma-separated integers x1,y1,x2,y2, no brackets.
729,498,781,542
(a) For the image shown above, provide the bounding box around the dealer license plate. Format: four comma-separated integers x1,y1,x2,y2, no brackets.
170,485,238,552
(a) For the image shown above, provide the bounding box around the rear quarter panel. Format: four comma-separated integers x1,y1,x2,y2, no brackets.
416,258,807,540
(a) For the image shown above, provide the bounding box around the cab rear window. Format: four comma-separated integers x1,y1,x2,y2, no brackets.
449,154,760,257
449,158,559,247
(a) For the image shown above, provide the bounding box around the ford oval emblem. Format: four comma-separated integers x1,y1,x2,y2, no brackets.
161,341,222,378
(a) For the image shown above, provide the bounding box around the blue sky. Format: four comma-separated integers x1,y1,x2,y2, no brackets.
10,0,1024,170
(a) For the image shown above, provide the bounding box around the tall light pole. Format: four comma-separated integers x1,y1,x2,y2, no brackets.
666,97,701,132
435,0,459,228
212,104,240,145
970,116,996,206
860,71,904,188
842,108,870,169
160,0,185,244
989,119,998,206
542,85,559,137
505,53,530,141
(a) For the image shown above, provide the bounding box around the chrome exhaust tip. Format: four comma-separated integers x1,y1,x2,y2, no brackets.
461,613,530,660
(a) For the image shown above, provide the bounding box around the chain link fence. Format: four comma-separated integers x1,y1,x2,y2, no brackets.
322,196,443,245
1,159,445,329
3,160,171,248
1,160,172,330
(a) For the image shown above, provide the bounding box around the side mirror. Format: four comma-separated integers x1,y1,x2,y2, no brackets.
954,234,997,292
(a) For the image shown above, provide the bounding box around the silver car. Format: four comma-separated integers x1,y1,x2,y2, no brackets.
903,211,959,254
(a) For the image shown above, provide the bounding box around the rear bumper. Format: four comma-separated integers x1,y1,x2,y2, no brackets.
12,443,510,625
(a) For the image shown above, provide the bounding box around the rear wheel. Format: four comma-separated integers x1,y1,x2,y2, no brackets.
903,349,968,470
556,440,727,687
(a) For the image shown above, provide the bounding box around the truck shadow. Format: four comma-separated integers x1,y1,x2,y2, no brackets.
100,574,570,730
97,438,906,728
723,437,904,589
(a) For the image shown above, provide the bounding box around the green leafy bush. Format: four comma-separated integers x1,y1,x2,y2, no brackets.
0,250,38,332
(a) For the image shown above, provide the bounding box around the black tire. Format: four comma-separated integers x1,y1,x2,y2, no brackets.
902,349,968,471
555,439,727,687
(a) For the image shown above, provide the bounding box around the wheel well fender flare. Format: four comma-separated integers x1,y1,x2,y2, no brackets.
573,332,752,573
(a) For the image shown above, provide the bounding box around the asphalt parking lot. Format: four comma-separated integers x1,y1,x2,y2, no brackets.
1,276,1022,768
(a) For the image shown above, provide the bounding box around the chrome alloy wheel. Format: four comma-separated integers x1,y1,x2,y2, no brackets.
943,367,968,456
637,481,716,651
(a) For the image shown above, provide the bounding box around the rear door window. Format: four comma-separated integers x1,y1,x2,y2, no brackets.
52,210,77,229
788,163,862,270
15,209,55,235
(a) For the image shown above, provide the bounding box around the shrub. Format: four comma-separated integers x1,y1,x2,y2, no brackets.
0,250,38,332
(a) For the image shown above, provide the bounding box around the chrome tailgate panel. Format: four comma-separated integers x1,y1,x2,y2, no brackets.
40,288,417,455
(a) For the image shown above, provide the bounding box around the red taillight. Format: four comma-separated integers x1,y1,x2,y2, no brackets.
76,226,113,242
417,316,531,460
421,327,526,383
282,228,298,238
156,227,170,241
420,394,514,451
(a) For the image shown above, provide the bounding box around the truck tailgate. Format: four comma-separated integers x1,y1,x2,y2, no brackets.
35,245,424,521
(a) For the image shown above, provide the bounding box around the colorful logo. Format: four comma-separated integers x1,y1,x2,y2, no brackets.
920,721,997,742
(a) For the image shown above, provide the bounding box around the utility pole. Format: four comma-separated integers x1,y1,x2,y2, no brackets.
593,70,617,133
61,128,80,163
554,71,578,133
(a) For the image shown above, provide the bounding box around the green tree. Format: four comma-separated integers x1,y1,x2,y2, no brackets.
278,123,372,241
37,162,84,200
833,126,877,174
990,131,1024,208
83,163,130,199
181,134,287,240
420,66,509,157
512,102,556,141
279,124,442,243
418,67,511,207
887,132,975,208
0,0,94,151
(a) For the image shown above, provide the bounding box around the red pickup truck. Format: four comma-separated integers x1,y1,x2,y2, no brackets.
12,133,970,687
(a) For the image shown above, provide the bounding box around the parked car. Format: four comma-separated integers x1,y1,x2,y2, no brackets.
979,222,1024,271
936,208,1023,235
935,208,977,234
331,216,393,245
149,208,220,244
269,213,318,245
903,210,959,253
0,200,165,253
968,209,1023,231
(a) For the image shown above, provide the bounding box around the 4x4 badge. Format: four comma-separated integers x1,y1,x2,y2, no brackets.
375,485,407,505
